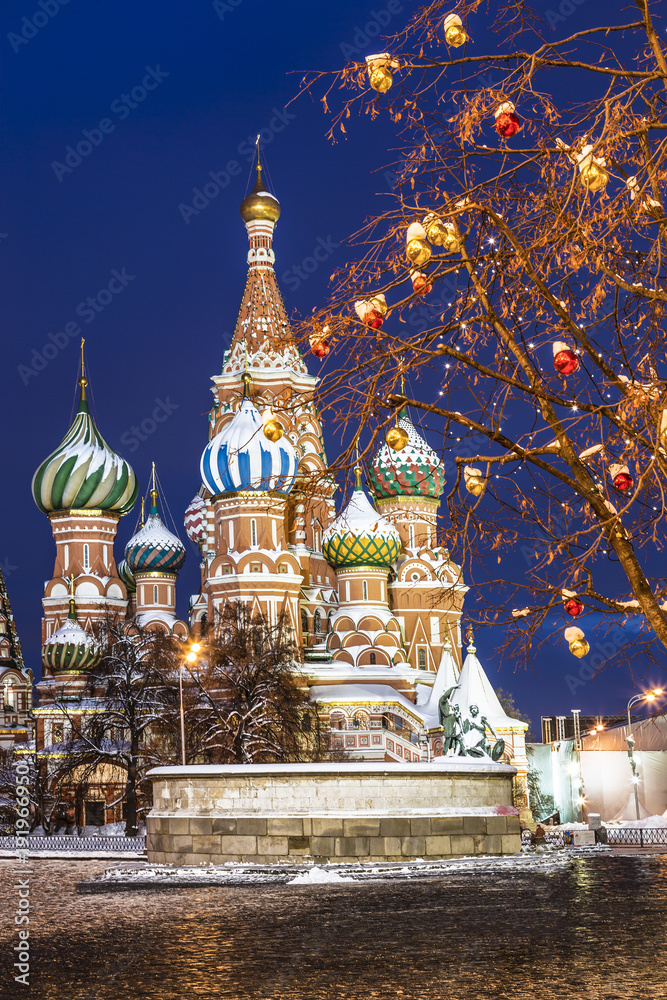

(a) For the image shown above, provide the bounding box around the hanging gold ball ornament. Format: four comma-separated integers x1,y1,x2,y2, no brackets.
263,418,284,442
569,638,590,658
580,161,609,192
464,466,486,496
406,221,431,267
441,222,461,253
386,425,409,451
365,53,397,94
422,213,449,246
443,13,468,47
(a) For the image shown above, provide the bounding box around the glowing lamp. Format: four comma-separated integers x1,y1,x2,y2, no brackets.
186,651,197,663
553,341,579,376
494,102,521,138
190,643,201,654
654,688,664,696
564,597,584,617
443,13,468,47
386,425,409,451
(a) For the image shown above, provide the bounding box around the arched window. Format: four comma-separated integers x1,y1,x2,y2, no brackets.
418,648,427,669
153,585,159,604
369,651,377,665
409,524,415,548
271,520,277,546
301,609,309,635
362,580,368,601
229,520,234,550
83,544,90,570
103,545,108,569
250,519,257,546
313,610,322,634
63,544,69,571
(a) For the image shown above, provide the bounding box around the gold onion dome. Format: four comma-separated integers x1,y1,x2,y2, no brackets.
239,165,281,224
322,470,401,570
32,376,137,515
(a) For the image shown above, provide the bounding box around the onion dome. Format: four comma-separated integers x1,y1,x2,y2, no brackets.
368,410,445,500
323,470,401,569
124,491,186,574
240,164,281,224
117,558,136,594
184,494,207,547
32,377,137,515
41,598,101,673
200,375,297,495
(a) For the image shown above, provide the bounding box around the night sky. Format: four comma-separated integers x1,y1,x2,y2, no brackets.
2,0,664,732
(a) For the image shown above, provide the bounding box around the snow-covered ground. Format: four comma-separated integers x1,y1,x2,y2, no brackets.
78,847,612,891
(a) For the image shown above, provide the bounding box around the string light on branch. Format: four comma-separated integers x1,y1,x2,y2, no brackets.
354,294,387,329
385,424,409,451
443,12,468,47
365,53,398,94
406,222,432,267
464,465,486,496
411,270,432,295
564,626,589,659
610,463,634,493
494,101,521,138
309,327,330,358
577,144,609,193
553,340,580,376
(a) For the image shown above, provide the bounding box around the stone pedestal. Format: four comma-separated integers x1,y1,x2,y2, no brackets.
146,760,521,865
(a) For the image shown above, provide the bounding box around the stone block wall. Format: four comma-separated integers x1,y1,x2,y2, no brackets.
146,761,521,865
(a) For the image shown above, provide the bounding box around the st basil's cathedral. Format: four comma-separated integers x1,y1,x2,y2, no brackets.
21,164,529,825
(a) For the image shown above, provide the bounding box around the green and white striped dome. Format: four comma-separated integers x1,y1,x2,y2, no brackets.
323,474,401,570
32,381,137,515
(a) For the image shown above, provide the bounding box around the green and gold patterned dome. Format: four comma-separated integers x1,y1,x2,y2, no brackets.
323,472,401,570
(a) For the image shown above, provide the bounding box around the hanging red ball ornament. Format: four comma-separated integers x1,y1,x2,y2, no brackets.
411,270,432,296
564,598,584,617
552,340,579,376
310,339,330,358
612,470,634,493
355,294,387,330
494,102,521,138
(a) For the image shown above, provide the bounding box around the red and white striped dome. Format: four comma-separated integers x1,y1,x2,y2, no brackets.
184,494,207,547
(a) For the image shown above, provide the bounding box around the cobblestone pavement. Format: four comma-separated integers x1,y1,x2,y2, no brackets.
1,854,666,999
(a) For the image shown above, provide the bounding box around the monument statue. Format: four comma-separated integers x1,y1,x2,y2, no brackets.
438,684,465,755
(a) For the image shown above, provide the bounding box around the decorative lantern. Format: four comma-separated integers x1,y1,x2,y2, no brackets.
464,466,486,496
553,341,579,376
386,424,409,451
564,626,589,658
365,53,397,94
263,408,284,442
610,463,633,493
411,270,432,295
577,144,609,192
494,102,521,138
406,222,431,267
355,295,386,329
564,597,584,617
443,13,468,47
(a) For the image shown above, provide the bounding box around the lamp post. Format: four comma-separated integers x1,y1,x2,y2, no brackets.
626,688,663,820
180,642,201,766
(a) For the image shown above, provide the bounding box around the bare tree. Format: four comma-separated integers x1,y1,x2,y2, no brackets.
184,603,330,764
297,0,667,673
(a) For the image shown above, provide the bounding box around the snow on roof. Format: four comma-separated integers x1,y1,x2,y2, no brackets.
309,683,425,721
422,645,460,725
451,646,526,729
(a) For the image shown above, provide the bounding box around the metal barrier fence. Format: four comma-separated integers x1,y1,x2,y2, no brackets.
605,827,667,846
0,835,146,852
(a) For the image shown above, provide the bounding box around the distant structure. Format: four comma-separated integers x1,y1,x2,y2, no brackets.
0,566,33,751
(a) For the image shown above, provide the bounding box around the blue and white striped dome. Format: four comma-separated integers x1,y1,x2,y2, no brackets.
200,397,297,495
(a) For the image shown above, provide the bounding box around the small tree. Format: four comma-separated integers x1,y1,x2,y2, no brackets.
48,619,181,836
187,603,329,764
494,687,535,740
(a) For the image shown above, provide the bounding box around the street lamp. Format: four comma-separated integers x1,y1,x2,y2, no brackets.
626,688,663,820
180,642,201,766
